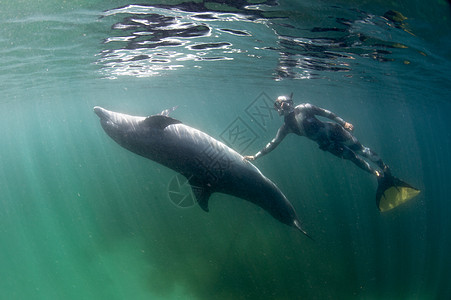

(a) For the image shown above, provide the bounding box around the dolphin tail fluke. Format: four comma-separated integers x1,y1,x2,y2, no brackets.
376,171,420,212
294,220,314,240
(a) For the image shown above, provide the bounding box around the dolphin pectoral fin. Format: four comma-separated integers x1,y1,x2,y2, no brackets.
191,185,211,212
143,115,182,129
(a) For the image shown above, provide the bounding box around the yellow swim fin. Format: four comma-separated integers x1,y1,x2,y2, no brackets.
376,173,420,212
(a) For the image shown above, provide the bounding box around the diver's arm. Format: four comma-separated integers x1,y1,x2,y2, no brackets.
244,125,289,160
306,103,353,131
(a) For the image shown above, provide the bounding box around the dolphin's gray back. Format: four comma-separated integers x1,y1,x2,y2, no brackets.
156,123,263,186
95,108,306,234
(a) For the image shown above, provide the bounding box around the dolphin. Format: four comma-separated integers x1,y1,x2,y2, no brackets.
94,106,311,239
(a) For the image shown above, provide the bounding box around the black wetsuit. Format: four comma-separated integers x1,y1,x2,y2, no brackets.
254,103,387,176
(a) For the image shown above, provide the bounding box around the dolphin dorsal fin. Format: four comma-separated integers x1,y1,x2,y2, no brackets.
143,115,182,130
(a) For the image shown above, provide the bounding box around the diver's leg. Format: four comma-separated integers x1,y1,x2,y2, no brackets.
358,146,388,171
322,124,419,211
347,142,389,175
329,123,388,173
326,143,378,175
320,123,385,175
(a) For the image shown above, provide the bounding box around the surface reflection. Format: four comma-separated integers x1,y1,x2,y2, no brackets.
99,2,417,80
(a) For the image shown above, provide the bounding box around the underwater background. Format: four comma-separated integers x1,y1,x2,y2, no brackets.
1,0,450,299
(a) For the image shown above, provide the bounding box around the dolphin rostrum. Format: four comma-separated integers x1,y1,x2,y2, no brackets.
94,106,311,239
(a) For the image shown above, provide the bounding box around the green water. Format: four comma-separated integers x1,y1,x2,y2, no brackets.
1,0,450,299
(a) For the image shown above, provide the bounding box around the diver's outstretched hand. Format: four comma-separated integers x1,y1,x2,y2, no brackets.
344,122,354,132
243,155,255,161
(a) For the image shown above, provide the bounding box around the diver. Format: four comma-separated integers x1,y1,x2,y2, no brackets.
244,94,420,211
